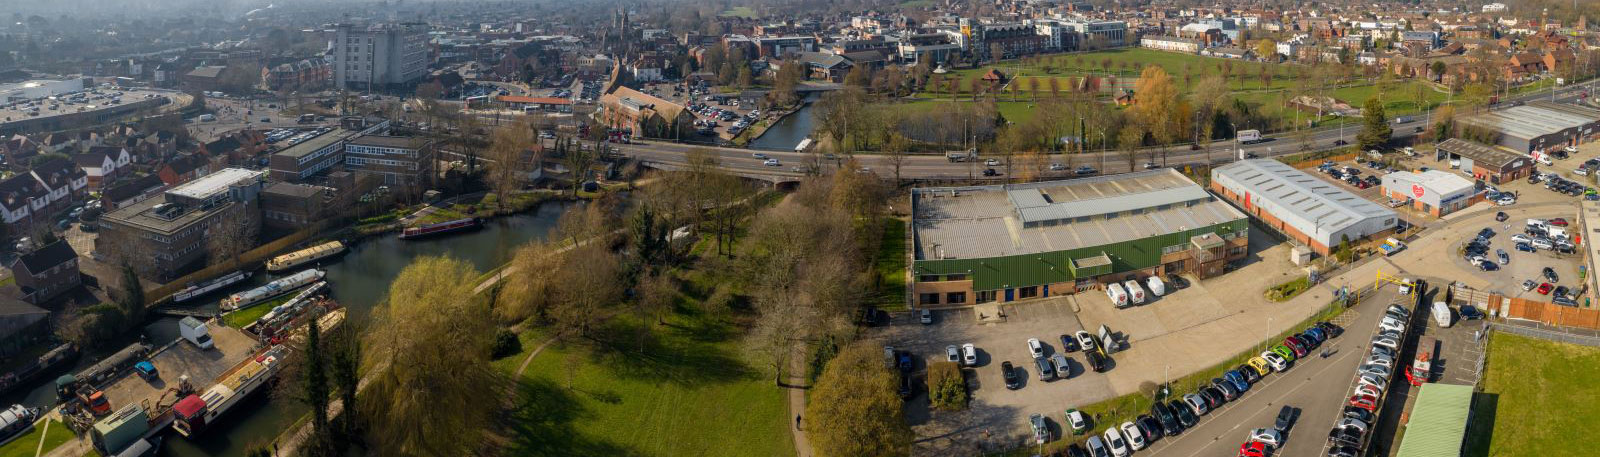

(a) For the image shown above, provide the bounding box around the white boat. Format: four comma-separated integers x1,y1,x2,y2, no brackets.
265,241,346,273
171,346,286,437
171,271,252,303
0,404,39,447
220,269,324,311
251,281,328,331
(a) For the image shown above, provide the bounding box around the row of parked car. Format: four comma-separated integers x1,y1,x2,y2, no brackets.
1531,171,1598,199
1324,303,1414,457
993,331,1112,391
1036,321,1342,457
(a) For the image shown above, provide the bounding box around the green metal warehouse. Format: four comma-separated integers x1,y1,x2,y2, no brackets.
910,168,1249,307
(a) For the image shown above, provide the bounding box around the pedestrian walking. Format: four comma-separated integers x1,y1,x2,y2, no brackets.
795,414,802,430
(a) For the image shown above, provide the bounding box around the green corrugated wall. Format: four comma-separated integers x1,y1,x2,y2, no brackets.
913,219,1247,291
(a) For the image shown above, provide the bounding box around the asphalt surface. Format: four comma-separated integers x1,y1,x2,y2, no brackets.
608,81,1596,180
1134,286,1405,457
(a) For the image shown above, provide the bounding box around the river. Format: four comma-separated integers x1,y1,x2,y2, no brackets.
747,99,817,151
3,201,576,457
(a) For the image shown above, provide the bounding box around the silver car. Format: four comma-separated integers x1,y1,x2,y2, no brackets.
945,345,960,363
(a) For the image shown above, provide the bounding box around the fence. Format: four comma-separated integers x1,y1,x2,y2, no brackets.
1498,296,1600,329
1490,321,1600,347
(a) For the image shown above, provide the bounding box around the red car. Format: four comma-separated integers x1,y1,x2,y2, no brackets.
1349,394,1379,411
1549,218,1569,227
1538,283,1554,295
1283,337,1308,358
1239,441,1271,457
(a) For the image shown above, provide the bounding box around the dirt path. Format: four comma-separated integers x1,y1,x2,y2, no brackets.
785,345,813,457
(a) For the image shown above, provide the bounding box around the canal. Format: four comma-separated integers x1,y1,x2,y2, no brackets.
3,201,577,456
747,98,818,151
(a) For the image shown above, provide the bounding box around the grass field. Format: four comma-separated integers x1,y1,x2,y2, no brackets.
500,285,793,456
0,420,73,457
1463,333,1600,457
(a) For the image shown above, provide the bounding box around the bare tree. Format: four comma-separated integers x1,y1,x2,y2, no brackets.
484,119,539,211
206,203,260,270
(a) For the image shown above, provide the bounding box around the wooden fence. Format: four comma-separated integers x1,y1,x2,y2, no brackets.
1496,295,1600,330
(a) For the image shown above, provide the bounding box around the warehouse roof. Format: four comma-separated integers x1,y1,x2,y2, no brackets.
1436,138,1527,169
1212,159,1395,239
1383,169,1476,195
1394,383,1473,457
166,168,262,201
912,168,1246,260
1458,101,1600,141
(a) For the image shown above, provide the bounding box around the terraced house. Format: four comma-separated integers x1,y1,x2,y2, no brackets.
910,169,1249,306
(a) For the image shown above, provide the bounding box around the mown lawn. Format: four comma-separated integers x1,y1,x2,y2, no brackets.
1464,333,1600,457
500,303,793,457
0,420,73,457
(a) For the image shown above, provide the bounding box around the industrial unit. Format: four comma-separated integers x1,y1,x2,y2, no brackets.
1381,170,1481,217
1434,138,1536,184
910,169,1248,306
1457,101,1600,155
1212,159,1398,255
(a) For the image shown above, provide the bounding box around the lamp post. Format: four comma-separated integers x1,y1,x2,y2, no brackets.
1098,128,1108,172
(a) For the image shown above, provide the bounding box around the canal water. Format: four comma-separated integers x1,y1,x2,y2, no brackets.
2,201,576,456
747,100,817,151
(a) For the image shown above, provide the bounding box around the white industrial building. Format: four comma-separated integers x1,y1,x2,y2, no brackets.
1380,170,1480,216
1211,159,1399,255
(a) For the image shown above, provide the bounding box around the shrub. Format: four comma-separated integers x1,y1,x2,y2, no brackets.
926,361,968,410
490,328,522,359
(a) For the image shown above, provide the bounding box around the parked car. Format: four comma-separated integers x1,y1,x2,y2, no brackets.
1002,361,1020,389
1104,427,1130,457
961,343,978,366
1182,393,1209,415
1031,413,1050,444
1035,357,1056,381
945,345,960,363
1136,415,1162,442
1274,405,1299,432
1066,408,1090,434
1247,428,1283,447
1247,356,1273,375
1151,402,1182,436
1027,338,1045,359
1169,400,1199,428
1060,334,1080,352
1120,421,1146,451
1051,354,1072,379
1076,331,1097,352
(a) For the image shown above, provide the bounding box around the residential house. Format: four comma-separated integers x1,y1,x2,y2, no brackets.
8,240,80,305
0,135,36,164
0,174,48,236
156,153,212,186
100,174,166,210
29,159,88,210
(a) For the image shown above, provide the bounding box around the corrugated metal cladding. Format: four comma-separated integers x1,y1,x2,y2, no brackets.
914,219,1245,291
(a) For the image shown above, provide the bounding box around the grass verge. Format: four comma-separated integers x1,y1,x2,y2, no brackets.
1463,332,1600,457
0,419,73,457
872,217,908,311
1265,276,1311,302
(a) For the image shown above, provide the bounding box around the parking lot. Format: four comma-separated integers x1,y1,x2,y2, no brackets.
878,222,1392,454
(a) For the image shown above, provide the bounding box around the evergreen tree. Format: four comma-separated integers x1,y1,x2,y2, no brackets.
1357,97,1392,151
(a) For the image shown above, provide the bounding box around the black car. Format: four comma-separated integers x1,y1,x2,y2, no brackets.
1299,331,1321,347
1151,402,1183,436
1002,361,1020,389
1200,386,1225,408
1086,351,1108,373
1318,321,1343,338
1168,400,1199,428
1460,305,1485,320
1478,227,1495,238
1136,415,1163,442
1329,427,1363,447
1554,285,1570,298
1060,334,1080,352
1274,405,1299,432
1064,443,1090,457
1544,267,1559,283
1327,445,1359,457
1363,175,1381,186
1496,211,1509,222
983,168,999,177
1343,406,1373,423
1236,364,1261,383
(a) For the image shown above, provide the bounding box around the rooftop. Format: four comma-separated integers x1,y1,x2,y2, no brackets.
274,129,353,159
913,169,1245,260
166,168,262,202
1459,101,1600,141
1387,169,1477,193
347,135,430,150
1436,138,1528,169
1213,159,1396,236
1393,383,1473,457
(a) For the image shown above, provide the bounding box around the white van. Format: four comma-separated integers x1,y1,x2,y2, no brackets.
1547,226,1568,240
1107,282,1129,308
1527,219,1549,230
1432,302,1452,328
197,114,216,122
1123,280,1147,305
1145,276,1166,297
